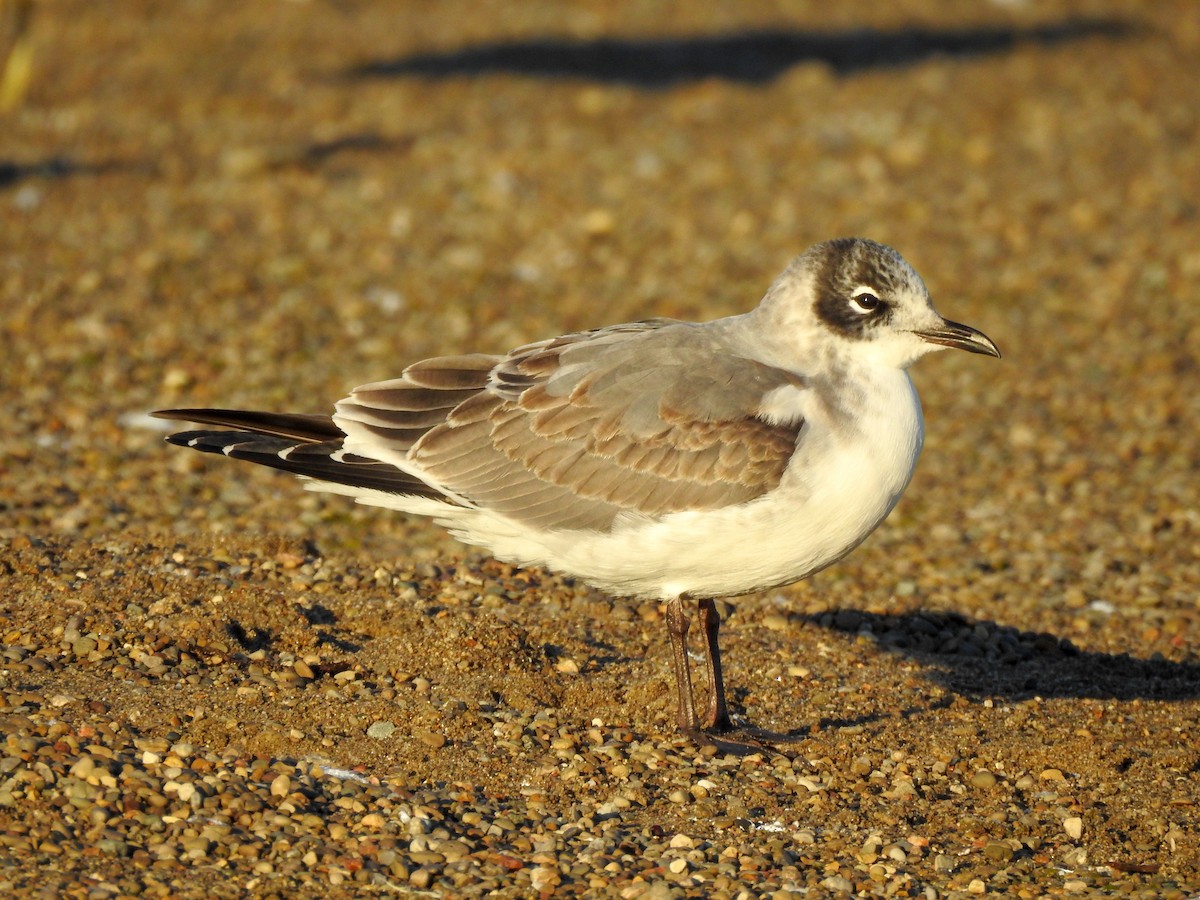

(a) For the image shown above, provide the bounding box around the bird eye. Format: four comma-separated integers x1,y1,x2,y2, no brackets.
849,290,881,314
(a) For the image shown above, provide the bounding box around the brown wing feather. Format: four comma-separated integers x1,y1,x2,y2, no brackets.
379,321,806,531
334,354,502,454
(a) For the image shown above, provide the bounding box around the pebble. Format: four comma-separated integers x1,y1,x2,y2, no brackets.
983,841,1014,863
415,729,446,749
970,769,998,789
293,660,315,680
820,875,854,892
366,721,396,739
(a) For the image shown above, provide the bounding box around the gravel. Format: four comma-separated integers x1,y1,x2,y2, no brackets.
2,0,1199,895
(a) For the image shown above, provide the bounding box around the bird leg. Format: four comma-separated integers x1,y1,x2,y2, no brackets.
698,597,732,732
665,595,700,733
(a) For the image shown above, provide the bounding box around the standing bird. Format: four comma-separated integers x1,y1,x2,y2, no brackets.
154,238,999,736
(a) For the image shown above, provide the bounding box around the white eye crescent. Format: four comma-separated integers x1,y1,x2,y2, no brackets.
849,286,882,314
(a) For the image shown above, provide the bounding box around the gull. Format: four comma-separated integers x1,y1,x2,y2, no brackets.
153,237,1000,736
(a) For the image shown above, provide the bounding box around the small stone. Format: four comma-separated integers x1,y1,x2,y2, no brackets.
416,729,446,749
270,774,291,797
367,721,395,739
97,839,129,857
762,614,789,631
1062,847,1088,868
970,769,998,788
530,866,561,891
440,839,471,860
984,841,1014,863
181,836,212,857
581,209,616,236
409,868,433,889
1063,816,1083,840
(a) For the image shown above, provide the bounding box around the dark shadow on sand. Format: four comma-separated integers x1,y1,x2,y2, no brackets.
812,608,1200,703
725,607,1200,747
0,156,146,189
345,18,1133,88
0,133,406,190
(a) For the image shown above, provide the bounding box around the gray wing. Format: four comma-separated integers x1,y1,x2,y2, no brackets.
335,321,806,532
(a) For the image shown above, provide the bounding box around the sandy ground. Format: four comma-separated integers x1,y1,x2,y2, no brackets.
2,0,1199,896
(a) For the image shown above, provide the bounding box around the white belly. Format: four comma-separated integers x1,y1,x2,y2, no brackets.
424,368,925,601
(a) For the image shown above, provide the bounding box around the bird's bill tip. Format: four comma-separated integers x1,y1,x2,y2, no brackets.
915,319,1001,358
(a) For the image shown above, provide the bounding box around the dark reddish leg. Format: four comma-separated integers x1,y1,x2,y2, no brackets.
698,597,733,732
665,595,700,733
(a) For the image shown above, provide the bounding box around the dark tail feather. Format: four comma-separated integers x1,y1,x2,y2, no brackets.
152,408,342,442
164,428,450,500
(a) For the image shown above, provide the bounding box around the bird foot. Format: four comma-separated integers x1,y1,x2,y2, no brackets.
679,724,777,757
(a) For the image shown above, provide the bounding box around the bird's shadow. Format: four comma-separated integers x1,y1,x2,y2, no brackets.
815,608,1200,702
345,18,1134,88
729,608,1200,746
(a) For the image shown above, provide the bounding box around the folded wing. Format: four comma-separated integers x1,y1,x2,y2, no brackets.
157,321,807,533
335,321,806,531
